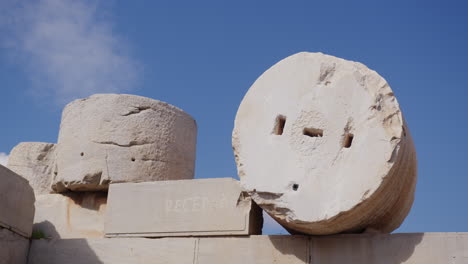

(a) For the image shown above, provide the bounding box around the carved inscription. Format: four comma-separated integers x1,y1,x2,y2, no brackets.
165,194,228,212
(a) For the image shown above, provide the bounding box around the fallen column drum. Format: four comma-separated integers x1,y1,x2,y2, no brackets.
232,52,417,235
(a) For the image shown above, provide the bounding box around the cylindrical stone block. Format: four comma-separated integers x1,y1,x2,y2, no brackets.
53,94,197,192
232,52,417,235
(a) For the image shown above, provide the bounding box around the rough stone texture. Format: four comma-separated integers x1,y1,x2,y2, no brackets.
0,227,30,264
7,142,56,195
34,193,107,239
105,178,263,237
53,94,197,192
27,233,468,264
233,52,417,235
0,165,35,238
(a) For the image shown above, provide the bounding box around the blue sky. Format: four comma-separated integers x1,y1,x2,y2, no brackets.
0,0,467,235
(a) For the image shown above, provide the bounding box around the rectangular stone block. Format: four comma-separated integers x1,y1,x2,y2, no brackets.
33,193,107,239
0,227,29,264
28,237,196,264
105,178,263,237
197,235,309,264
310,232,468,264
28,233,468,264
0,165,35,238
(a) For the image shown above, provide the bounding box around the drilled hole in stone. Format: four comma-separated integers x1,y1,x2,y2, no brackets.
80,152,84,157
292,184,299,191
303,128,323,137
273,115,286,135
343,133,354,148
131,158,136,162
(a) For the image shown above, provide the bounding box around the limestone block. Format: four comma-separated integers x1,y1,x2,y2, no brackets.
0,227,29,264
197,236,309,264
0,165,35,237
105,178,263,237
28,237,196,264
27,233,468,264
233,52,417,235
53,94,197,192
34,193,106,239
7,142,56,195
309,233,468,264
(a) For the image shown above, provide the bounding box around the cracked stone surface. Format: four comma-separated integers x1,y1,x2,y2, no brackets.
232,52,417,235
7,142,56,195
53,94,197,192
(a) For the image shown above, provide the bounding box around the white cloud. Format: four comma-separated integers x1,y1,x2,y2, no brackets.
2,0,141,104
262,211,289,235
0,152,9,166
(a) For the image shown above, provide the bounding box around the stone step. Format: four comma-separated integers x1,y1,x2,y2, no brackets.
28,233,468,264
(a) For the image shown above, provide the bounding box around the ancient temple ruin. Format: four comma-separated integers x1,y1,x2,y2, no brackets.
1,53,466,264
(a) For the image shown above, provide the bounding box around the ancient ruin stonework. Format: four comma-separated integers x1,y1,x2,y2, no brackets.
53,94,197,192
0,165,35,264
34,193,107,239
27,233,468,264
105,178,262,237
233,52,417,235
7,142,56,195
0,165,35,238
1,55,450,263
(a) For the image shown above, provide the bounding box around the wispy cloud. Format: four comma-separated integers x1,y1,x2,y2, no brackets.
0,153,8,166
1,0,141,104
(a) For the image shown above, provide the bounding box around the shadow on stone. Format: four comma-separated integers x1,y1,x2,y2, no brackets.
28,221,104,264
63,192,107,211
0,227,30,264
268,233,424,263
309,233,424,264
268,235,310,263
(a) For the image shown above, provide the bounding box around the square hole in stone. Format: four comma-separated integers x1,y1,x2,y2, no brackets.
343,133,354,148
273,115,286,135
303,127,323,137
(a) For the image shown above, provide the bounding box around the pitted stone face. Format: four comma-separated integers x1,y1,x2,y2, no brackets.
53,94,197,192
7,142,56,195
233,52,417,235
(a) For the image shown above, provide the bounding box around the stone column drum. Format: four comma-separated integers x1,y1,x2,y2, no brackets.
232,52,417,235
53,94,197,192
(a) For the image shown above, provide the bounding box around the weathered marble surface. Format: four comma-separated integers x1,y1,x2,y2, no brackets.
8,142,56,195
233,52,417,235
34,193,107,239
105,178,262,237
52,94,197,192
